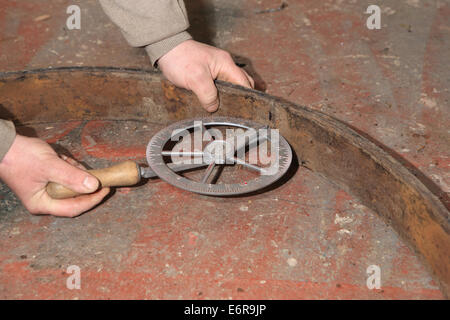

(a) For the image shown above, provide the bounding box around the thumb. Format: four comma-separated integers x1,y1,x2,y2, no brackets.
46,157,99,194
214,52,253,89
189,70,220,112
218,64,252,89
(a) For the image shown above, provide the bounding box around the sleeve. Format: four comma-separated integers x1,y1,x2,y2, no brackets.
99,0,193,65
0,120,16,162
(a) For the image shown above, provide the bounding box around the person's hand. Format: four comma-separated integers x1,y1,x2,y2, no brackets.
0,135,110,217
157,40,255,112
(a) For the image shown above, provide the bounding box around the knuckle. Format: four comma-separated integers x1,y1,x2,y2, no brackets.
219,50,232,61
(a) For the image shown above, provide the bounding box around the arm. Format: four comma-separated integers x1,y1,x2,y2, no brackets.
99,0,192,65
100,0,254,112
0,120,109,217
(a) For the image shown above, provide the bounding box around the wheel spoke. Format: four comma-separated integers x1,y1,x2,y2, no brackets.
140,162,208,178
210,164,225,184
169,162,208,172
161,151,204,157
201,162,216,183
228,157,267,174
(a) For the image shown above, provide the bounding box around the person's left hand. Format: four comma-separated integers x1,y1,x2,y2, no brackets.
157,40,254,112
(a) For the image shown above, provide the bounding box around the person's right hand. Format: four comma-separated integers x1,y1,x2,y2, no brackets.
0,135,110,217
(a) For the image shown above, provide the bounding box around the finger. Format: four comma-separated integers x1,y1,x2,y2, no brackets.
43,188,110,217
242,69,255,89
188,68,220,112
60,154,86,170
46,157,99,194
217,63,252,89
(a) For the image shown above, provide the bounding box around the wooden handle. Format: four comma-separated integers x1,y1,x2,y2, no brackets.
46,160,141,199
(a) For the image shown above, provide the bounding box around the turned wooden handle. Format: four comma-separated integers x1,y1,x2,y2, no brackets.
46,160,141,199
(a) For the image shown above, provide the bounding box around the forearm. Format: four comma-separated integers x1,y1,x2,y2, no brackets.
0,120,16,162
99,0,192,65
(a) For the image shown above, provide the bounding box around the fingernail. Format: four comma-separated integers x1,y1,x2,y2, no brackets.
83,176,98,192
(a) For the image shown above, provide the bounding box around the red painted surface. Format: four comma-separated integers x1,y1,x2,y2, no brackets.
0,0,447,299
0,261,442,300
0,1,60,69
81,121,147,160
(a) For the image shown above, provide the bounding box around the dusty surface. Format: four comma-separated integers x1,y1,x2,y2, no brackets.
0,0,448,299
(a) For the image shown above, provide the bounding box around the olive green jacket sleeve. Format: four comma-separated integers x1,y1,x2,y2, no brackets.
0,120,16,162
99,0,192,65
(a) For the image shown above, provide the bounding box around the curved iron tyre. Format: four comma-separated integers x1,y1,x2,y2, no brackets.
0,67,448,297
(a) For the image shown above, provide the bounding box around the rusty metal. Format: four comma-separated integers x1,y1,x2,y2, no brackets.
0,67,448,297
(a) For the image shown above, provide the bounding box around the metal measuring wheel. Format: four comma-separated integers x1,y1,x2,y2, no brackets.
147,117,293,196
